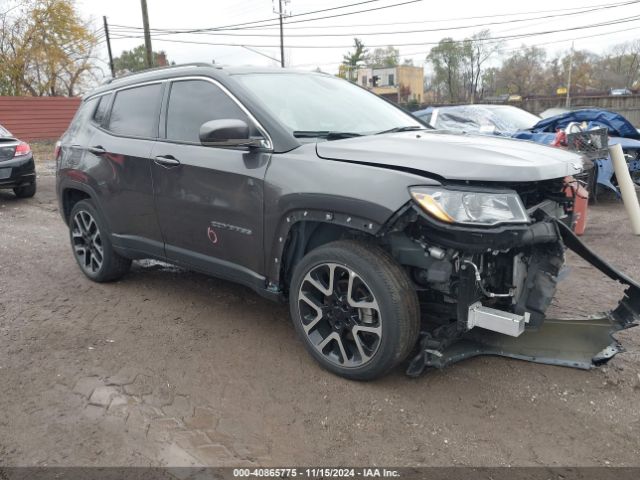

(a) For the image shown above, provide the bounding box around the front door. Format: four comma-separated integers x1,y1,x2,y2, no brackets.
151,78,270,287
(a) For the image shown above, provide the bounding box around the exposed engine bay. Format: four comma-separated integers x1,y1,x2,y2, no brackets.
382,177,640,375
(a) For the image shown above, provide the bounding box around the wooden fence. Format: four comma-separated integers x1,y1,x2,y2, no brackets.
0,96,81,142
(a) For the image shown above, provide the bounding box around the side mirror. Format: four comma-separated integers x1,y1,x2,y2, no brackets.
199,119,262,148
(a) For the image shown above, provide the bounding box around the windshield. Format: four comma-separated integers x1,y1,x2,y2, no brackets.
234,73,422,136
434,105,540,134
0,124,11,137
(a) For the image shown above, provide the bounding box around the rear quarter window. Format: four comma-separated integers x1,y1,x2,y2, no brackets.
417,113,432,125
66,97,99,138
108,83,162,138
92,93,112,126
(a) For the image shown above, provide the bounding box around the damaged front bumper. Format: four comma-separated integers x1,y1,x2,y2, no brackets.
404,216,640,376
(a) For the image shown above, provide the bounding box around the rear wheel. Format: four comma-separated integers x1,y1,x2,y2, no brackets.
289,240,420,380
13,180,36,198
69,199,131,282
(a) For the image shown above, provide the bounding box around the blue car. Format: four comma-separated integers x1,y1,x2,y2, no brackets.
413,105,640,195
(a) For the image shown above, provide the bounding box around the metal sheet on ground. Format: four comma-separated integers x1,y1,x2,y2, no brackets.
423,317,625,370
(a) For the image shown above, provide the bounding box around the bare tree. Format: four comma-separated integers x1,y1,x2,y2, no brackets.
462,30,502,103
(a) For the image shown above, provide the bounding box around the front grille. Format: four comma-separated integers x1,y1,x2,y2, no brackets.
509,178,566,209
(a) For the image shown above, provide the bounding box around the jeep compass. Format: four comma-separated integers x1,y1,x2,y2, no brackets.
56,64,640,380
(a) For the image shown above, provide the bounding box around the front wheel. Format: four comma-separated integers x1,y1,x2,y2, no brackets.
289,240,420,380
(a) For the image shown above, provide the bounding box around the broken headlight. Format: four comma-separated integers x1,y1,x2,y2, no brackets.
410,186,530,226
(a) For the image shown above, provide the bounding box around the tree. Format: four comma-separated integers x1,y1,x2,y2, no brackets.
498,45,547,96
427,38,465,102
367,46,399,68
462,30,502,103
113,44,172,75
341,38,368,82
0,0,99,96
595,40,640,89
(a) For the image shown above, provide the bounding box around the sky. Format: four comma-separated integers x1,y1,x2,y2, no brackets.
75,0,640,76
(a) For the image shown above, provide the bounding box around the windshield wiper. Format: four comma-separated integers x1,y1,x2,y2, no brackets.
375,125,427,135
293,130,363,140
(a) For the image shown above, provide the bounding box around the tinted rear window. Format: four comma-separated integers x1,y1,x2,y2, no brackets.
92,94,112,125
67,97,99,138
108,84,162,138
166,79,249,143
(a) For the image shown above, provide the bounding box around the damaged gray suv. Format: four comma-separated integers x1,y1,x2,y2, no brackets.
56,64,640,380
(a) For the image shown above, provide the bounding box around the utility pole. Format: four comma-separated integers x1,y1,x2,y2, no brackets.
103,16,115,78
278,0,285,67
140,0,153,68
565,41,574,108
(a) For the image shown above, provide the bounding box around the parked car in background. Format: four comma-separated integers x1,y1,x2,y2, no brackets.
413,105,640,194
520,108,640,193
0,123,36,198
610,88,633,96
413,104,540,135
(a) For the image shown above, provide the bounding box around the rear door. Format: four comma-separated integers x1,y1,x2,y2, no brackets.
151,77,270,285
90,82,165,257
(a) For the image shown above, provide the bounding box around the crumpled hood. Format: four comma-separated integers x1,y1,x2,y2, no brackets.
315,130,584,182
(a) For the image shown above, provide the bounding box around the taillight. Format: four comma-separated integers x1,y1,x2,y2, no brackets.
54,140,61,159
14,141,31,157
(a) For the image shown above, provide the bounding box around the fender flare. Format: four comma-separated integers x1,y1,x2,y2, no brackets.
266,208,384,288
58,178,111,232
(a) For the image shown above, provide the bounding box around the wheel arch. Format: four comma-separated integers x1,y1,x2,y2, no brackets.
59,180,109,231
62,188,91,223
268,209,385,295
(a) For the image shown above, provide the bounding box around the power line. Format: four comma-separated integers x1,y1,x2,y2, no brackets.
204,0,640,31
108,15,640,49
289,24,640,68
109,0,423,36
108,0,640,38
109,0,388,35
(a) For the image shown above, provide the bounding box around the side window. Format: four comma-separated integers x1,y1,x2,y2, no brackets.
92,93,112,125
417,113,432,125
166,79,251,144
67,97,99,137
108,83,162,138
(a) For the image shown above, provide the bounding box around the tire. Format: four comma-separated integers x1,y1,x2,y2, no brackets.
69,199,131,282
289,239,420,380
13,180,36,198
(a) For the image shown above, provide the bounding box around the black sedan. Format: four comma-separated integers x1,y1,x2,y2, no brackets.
0,124,36,198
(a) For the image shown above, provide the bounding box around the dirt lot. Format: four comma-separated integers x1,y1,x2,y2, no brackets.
1,157,640,468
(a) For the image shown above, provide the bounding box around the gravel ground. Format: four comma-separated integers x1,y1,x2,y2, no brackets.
1,161,639,468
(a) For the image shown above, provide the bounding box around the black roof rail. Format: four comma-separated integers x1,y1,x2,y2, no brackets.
103,62,222,84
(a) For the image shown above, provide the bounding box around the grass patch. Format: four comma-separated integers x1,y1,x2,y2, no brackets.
30,140,56,163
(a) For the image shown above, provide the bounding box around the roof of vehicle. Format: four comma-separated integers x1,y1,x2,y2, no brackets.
86,63,328,98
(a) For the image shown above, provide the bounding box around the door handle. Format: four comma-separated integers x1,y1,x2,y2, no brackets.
88,145,106,155
154,155,181,167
